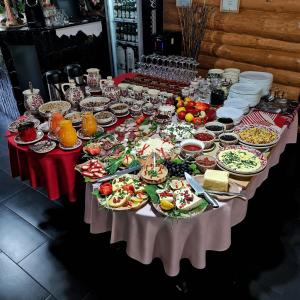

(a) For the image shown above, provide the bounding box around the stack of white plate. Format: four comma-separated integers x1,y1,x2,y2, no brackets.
223,99,250,114
227,82,262,108
223,68,240,84
216,107,244,125
239,71,273,96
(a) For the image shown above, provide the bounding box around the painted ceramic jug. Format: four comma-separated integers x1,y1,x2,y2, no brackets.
61,79,84,108
84,68,101,91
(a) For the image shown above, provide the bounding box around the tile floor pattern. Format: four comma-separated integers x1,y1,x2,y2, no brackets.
0,112,299,299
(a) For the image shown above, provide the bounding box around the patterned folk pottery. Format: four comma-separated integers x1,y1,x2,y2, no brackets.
23,88,44,114
61,79,85,109
84,68,101,91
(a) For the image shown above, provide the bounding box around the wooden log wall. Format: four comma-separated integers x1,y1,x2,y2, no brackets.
164,0,300,100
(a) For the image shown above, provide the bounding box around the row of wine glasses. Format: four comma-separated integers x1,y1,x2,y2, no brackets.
133,63,198,84
140,54,199,71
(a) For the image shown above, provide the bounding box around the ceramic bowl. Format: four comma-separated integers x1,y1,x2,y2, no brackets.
217,117,234,131
195,155,217,173
204,121,225,137
80,97,110,112
193,130,216,149
180,139,204,159
109,102,129,116
94,111,114,125
219,132,239,147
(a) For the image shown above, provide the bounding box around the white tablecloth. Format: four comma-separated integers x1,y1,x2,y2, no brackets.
84,114,298,276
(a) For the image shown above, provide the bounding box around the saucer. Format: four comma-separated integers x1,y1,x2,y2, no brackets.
47,132,59,141
77,126,104,140
14,130,44,145
115,111,130,118
59,139,82,151
100,116,118,128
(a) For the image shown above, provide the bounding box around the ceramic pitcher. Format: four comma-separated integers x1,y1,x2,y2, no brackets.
84,68,101,91
23,88,44,114
61,79,85,108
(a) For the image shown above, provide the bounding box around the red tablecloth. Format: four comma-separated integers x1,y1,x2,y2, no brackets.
6,73,134,202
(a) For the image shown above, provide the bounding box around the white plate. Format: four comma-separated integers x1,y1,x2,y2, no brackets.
229,83,262,95
59,139,82,150
14,130,44,145
217,163,265,178
29,140,56,154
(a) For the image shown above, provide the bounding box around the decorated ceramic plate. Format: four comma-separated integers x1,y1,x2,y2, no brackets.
77,126,104,140
59,139,82,150
29,140,56,154
216,145,267,175
8,117,40,133
14,130,44,145
235,124,280,147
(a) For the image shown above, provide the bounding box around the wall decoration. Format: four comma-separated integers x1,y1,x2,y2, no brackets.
220,0,240,13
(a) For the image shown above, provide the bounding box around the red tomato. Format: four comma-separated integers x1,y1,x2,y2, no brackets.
136,115,146,125
186,101,196,108
185,107,198,115
177,111,186,120
122,184,135,194
99,182,113,196
192,117,203,125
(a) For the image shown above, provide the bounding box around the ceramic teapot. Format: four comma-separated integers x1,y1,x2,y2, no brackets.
61,79,85,108
84,68,101,91
23,85,44,114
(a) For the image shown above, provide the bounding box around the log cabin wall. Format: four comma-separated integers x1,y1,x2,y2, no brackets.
164,0,300,100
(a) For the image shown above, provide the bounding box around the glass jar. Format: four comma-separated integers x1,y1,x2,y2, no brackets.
59,120,78,147
82,112,97,137
17,121,37,142
49,112,65,137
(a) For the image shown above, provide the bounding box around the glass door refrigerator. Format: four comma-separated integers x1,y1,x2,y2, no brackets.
105,0,163,76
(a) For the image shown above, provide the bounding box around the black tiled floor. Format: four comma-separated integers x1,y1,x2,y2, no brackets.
0,206,48,262
4,188,68,239
19,243,90,300
0,252,50,300
0,169,28,203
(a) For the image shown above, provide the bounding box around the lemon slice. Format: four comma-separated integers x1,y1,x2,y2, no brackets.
160,199,174,211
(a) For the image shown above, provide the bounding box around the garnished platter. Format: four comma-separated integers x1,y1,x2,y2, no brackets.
235,124,280,147
160,122,195,142
216,145,267,175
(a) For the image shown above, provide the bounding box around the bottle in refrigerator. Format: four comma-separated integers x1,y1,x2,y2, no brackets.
121,2,126,18
114,1,118,18
125,2,130,19
117,1,122,18
119,24,124,40
124,24,128,41
126,46,135,72
117,45,126,74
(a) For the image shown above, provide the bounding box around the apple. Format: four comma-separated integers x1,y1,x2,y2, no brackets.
177,111,186,120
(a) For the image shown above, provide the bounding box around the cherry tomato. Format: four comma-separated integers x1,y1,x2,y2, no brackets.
186,101,196,108
192,117,203,125
99,182,113,196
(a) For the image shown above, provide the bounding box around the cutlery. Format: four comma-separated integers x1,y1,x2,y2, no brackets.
184,172,219,208
205,190,247,201
95,165,141,184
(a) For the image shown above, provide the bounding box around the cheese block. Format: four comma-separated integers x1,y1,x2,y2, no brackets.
175,188,203,212
203,170,229,192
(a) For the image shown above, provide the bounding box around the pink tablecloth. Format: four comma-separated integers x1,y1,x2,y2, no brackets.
84,114,298,276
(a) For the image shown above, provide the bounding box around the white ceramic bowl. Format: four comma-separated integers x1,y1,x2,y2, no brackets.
80,97,110,112
94,111,114,125
193,129,216,149
204,121,226,136
180,139,205,158
109,102,129,115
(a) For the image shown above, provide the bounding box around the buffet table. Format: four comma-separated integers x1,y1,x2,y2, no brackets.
5,73,135,201
84,113,298,276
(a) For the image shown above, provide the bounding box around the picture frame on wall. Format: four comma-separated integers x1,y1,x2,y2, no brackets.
220,0,240,13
